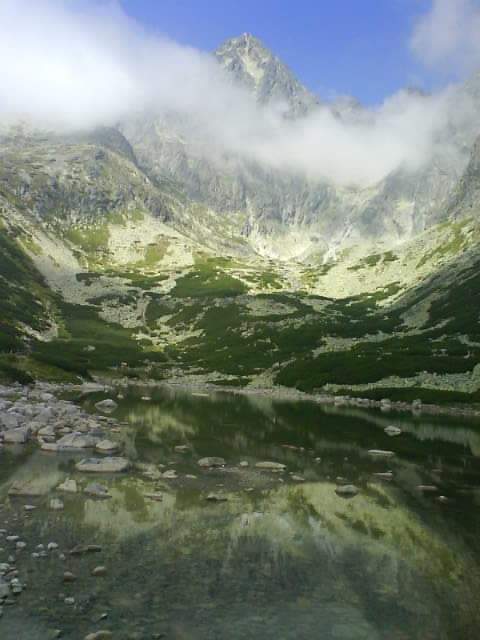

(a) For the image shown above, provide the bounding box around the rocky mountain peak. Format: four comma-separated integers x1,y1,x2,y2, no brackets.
215,33,319,118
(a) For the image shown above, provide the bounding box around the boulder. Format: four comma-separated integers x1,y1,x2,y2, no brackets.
95,439,119,454
57,479,78,493
76,457,130,473
56,433,98,450
3,427,30,444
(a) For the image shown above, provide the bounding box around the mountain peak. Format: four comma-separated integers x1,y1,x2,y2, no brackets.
215,34,319,118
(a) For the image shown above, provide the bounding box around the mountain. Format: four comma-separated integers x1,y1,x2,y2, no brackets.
215,33,320,117
1,35,480,404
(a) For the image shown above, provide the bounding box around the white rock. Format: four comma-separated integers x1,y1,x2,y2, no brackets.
76,457,130,473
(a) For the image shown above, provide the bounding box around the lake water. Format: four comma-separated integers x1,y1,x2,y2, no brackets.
1,385,480,640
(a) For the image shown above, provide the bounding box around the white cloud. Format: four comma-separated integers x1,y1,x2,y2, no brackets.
0,0,471,186
411,0,480,73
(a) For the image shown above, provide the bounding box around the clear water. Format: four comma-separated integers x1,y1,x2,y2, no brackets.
1,386,480,640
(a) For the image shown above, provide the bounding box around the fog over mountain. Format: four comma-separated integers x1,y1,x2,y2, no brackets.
1,0,478,187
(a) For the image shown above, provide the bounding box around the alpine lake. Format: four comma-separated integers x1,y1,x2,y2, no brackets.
1,385,480,640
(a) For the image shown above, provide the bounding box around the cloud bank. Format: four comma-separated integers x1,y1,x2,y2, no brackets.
0,0,474,186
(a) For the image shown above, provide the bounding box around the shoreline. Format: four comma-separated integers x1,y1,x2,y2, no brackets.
89,377,480,421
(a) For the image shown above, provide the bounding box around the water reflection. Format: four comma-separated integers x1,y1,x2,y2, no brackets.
1,386,480,639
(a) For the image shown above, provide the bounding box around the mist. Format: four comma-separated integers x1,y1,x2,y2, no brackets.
0,0,475,187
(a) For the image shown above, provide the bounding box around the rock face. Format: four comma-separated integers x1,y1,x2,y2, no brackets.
76,457,130,473
215,33,319,118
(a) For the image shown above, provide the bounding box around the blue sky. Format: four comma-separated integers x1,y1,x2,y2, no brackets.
121,0,435,105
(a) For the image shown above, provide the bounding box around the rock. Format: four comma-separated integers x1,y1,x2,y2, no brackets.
144,493,164,502
48,542,59,551
41,442,59,452
0,413,21,429
335,484,359,498
95,399,118,414
57,479,78,493
16,541,27,550
64,597,75,605
95,439,119,454
63,571,76,583
162,470,178,479
197,457,225,468
10,578,22,594
291,475,305,482
24,505,36,512
239,461,249,467
70,544,102,556
76,457,130,473
255,461,286,471
437,495,449,503
373,472,393,480
412,399,423,411
368,449,395,458
174,445,190,453
3,427,30,444
206,493,228,502
417,485,438,492
91,566,107,577
8,481,45,497
84,632,113,640
38,425,56,438
0,578,10,598
49,498,64,511
384,425,402,437
84,483,111,499
56,433,98,450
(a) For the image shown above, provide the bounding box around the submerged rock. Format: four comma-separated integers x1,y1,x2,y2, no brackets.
49,498,65,511
84,483,111,499
368,449,395,458
335,484,359,497
255,461,286,471
84,631,113,640
206,493,228,502
373,472,394,480
57,479,78,493
76,457,130,473
198,457,225,468
95,399,118,414
384,426,402,437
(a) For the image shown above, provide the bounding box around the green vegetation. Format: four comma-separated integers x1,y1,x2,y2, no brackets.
171,257,248,298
